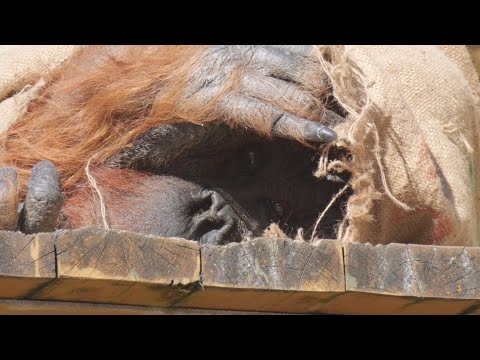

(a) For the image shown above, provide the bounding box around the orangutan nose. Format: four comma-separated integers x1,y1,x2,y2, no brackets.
190,190,236,245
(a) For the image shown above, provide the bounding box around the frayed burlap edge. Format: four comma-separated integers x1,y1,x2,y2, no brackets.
312,45,414,245
311,45,480,247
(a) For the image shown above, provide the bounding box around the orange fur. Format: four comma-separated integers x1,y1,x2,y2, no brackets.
0,46,239,199
0,46,329,232
64,167,150,229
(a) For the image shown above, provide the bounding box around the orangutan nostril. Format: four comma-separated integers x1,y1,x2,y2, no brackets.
190,190,236,245
194,217,225,239
190,192,213,216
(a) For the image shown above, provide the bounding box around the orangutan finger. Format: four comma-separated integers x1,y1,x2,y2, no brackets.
220,94,337,144
239,74,346,129
22,161,64,234
251,46,324,86
273,113,337,143
0,167,19,231
240,73,320,115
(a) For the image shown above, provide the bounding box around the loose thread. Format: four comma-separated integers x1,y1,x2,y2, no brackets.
85,158,110,230
310,181,351,242
371,122,412,211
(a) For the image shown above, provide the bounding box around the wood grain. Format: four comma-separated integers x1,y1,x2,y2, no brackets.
0,231,55,298
32,228,200,307
344,242,480,314
1,227,480,314
0,299,277,315
177,238,345,313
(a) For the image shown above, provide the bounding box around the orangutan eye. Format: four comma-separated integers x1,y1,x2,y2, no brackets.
273,202,284,218
266,200,285,220
248,151,256,167
246,150,257,176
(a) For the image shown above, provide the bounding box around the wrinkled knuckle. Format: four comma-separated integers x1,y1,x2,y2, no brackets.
28,186,63,204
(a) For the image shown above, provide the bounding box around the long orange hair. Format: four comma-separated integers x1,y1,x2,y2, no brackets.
0,45,240,197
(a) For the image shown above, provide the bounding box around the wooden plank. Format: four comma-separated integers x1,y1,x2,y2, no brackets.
31,228,200,307
0,299,279,315
176,238,345,313
1,226,480,314
0,231,56,298
344,242,480,314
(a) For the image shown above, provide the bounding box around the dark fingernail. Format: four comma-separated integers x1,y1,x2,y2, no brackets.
304,122,337,143
317,126,337,142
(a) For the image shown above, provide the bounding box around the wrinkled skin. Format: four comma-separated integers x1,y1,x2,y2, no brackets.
0,45,349,244
0,161,63,234
183,45,342,142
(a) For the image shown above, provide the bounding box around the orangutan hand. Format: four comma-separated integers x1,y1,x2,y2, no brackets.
0,161,63,233
185,45,340,144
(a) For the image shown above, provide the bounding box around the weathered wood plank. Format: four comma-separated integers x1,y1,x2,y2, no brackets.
344,242,480,314
1,226,480,314
0,231,56,298
176,238,345,313
0,299,279,315
31,228,200,307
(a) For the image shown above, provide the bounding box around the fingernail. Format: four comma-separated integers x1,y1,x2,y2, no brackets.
304,122,337,143
317,126,337,142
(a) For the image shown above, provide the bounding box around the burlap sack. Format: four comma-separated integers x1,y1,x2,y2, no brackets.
1,45,479,247
317,45,480,246
0,45,78,132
